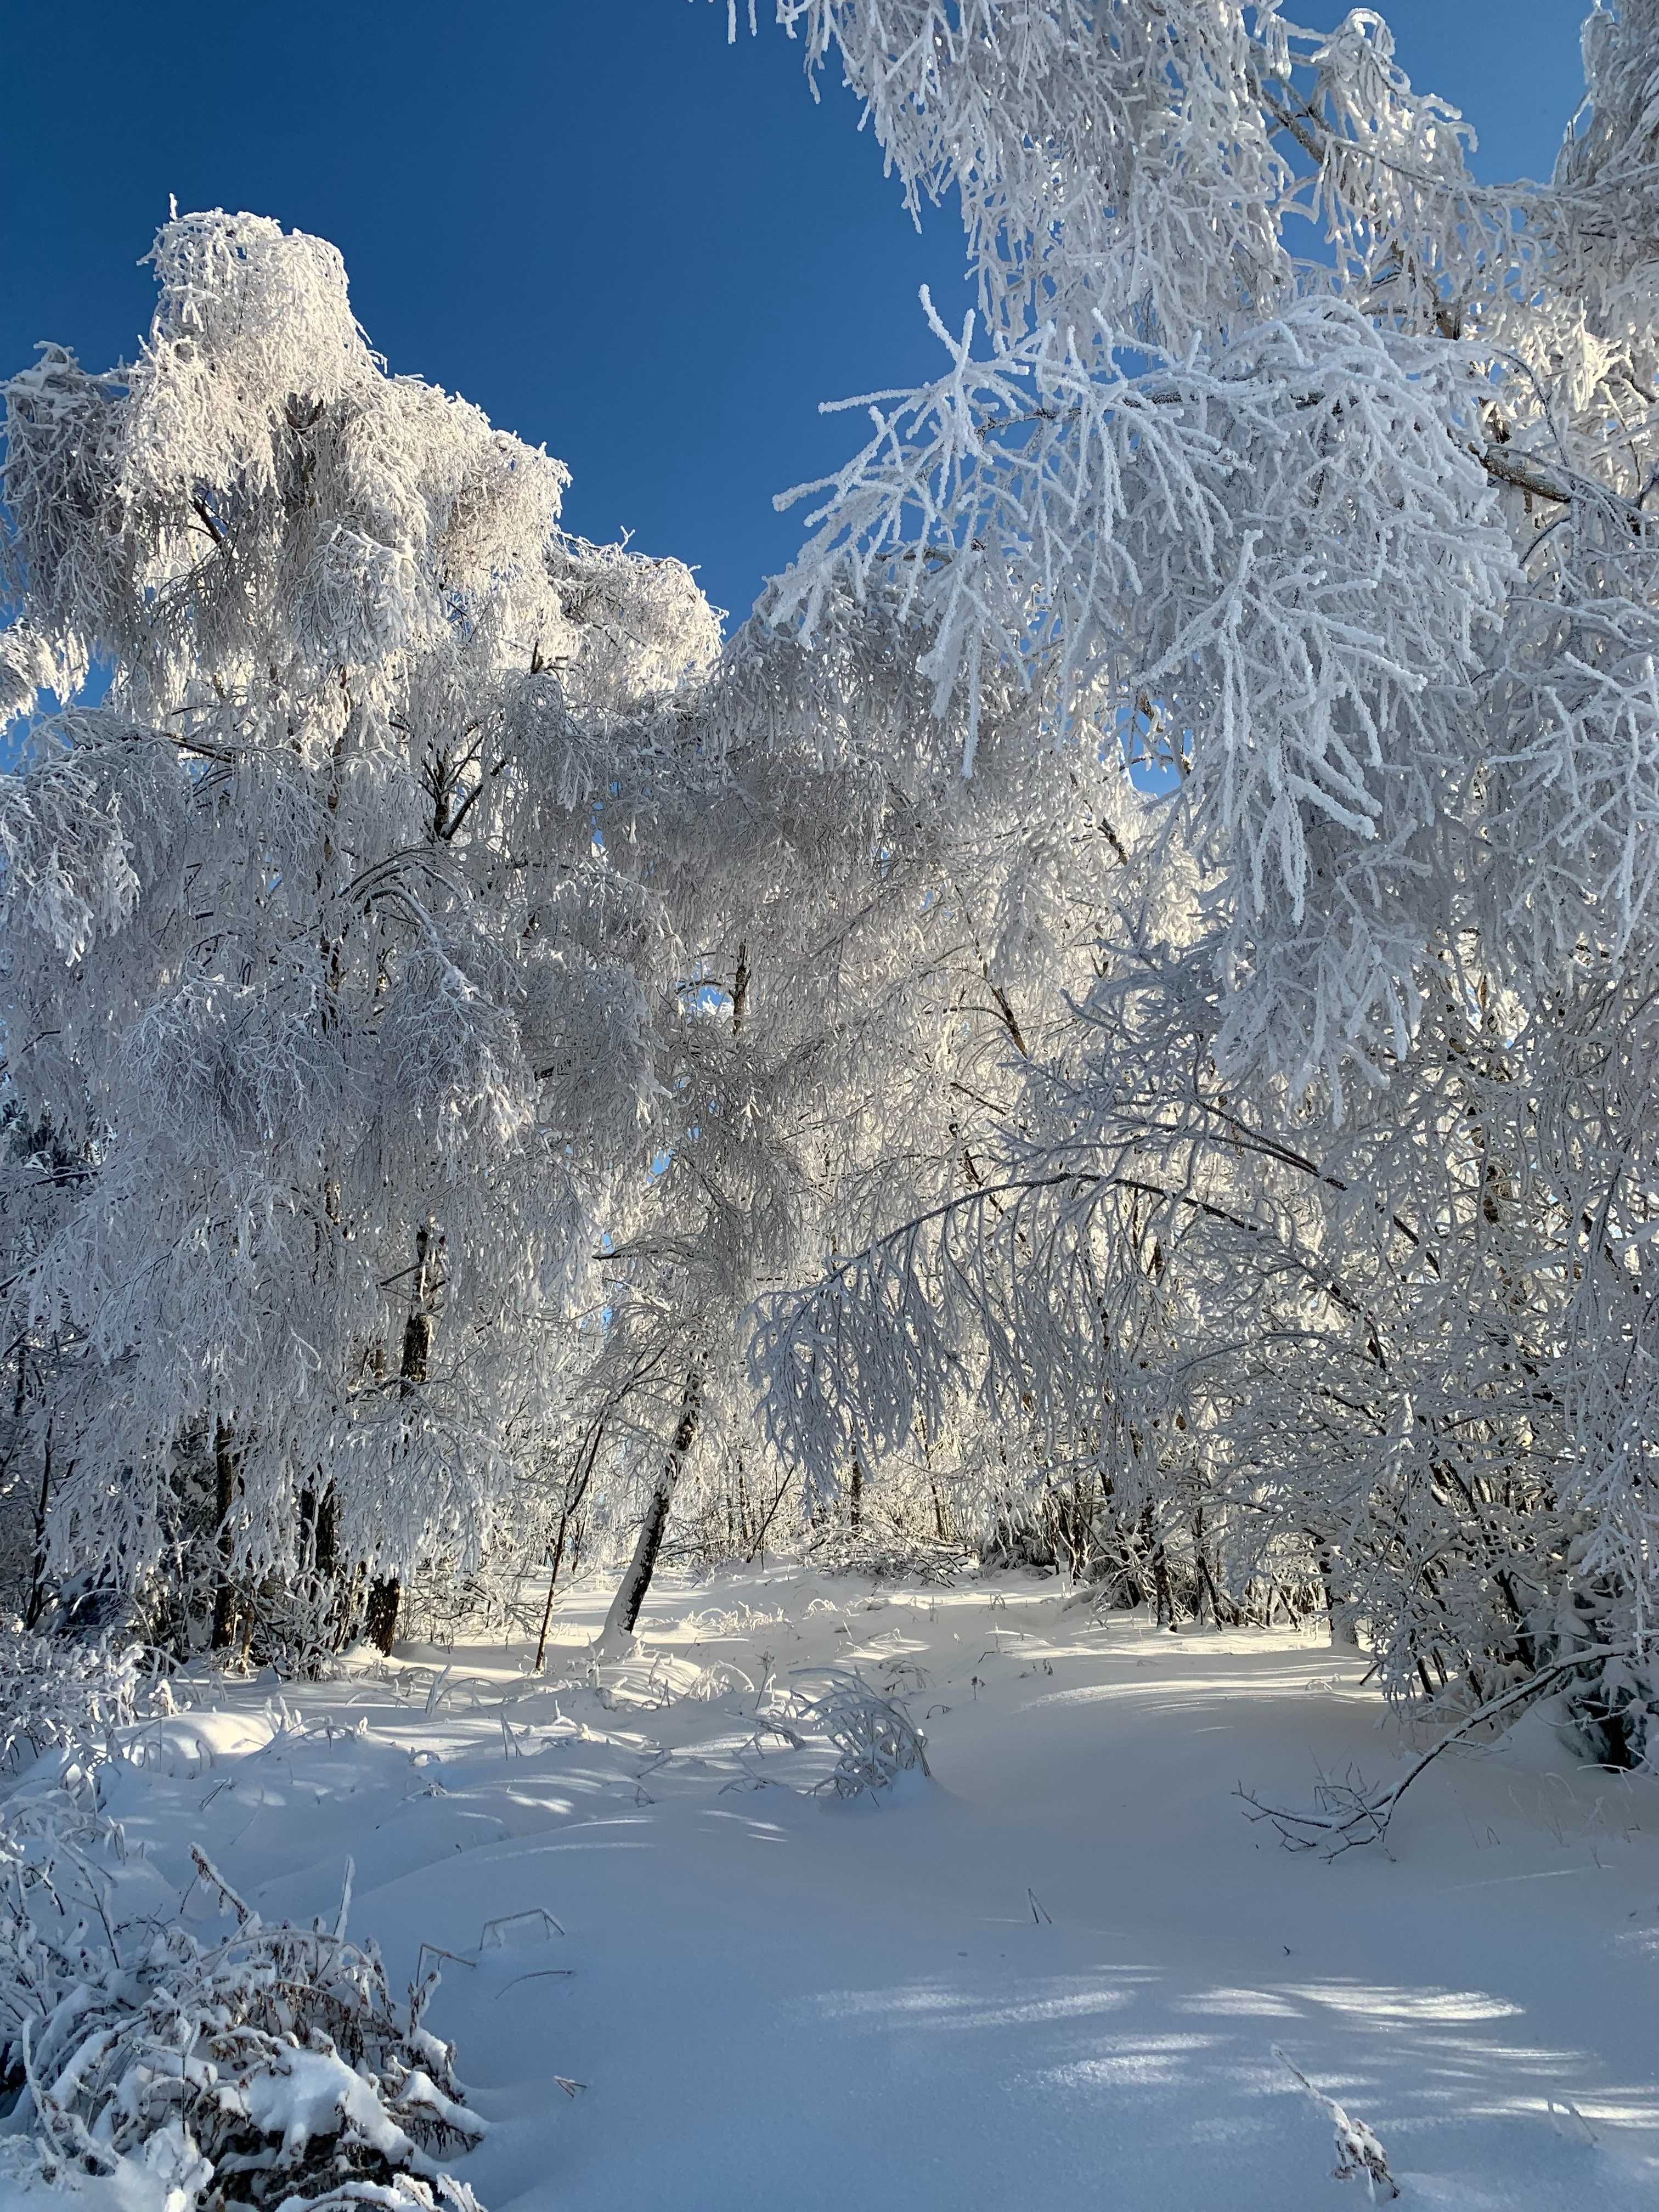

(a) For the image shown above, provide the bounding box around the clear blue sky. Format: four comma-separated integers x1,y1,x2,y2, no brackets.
0,2,1588,629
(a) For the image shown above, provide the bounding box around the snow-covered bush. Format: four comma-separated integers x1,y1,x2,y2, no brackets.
401,1556,548,1651
805,1523,971,1589
0,1627,167,1775
0,1806,488,2210
766,1667,930,1799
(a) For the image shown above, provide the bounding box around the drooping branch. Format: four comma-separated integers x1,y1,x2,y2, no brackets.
1238,1644,1638,1853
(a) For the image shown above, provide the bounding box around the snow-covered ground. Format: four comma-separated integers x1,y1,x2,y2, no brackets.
8,1565,1659,2210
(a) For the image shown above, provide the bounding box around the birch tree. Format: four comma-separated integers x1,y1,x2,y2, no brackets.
586,589,1116,1644
0,211,719,1646
736,3,1659,1752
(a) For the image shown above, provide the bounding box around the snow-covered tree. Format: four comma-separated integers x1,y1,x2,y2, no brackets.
0,206,1112,1659
736,2,1659,1751
583,586,1118,1644
0,210,719,1646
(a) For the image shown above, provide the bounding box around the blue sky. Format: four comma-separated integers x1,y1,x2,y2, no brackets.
0,2,1589,630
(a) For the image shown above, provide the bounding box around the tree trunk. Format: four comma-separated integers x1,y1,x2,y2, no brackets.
364,1575,400,1655
299,1485,338,1578
1149,1527,1176,1630
24,1419,52,1633
600,1361,703,1645
1193,1503,1231,1627
1310,1530,1361,1646
535,1413,610,1672
1070,1475,1091,1581
534,1511,572,1677
366,1223,442,1655
744,1469,795,1566
211,1420,242,1652
296,1483,342,1660
732,942,749,1033
849,1452,863,1533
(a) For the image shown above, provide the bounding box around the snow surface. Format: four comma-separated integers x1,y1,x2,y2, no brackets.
7,1566,1659,2209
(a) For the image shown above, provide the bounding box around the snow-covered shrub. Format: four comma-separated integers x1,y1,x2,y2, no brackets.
1549,1565,1659,1773
0,1806,488,2209
805,1525,971,1589
401,1558,546,1651
1560,1657,1659,1774
235,1567,356,1681
0,1627,167,1775
767,1667,930,1799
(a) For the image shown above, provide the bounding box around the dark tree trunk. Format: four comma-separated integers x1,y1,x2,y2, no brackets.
1070,1475,1091,1580
298,1484,338,1578
534,1511,573,1677
366,1224,442,1655
1193,1504,1231,1627
364,1575,401,1654
211,1421,242,1652
732,942,749,1033
744,1469,794,1566
849,1453,863,1532
612,1476,675,1637
296,1483,342,1661
535,1414,608,1672
601,1361,703,1643
297,1485,336,1579
1151,1537,1176,1630
24,1419,52,1633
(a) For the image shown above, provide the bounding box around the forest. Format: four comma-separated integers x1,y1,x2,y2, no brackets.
3,4,1659,2208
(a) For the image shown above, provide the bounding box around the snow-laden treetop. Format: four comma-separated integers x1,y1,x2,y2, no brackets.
715,2,1659,1091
